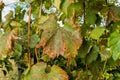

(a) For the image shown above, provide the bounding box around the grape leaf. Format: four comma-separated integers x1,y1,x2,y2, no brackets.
78,40,92,58
10,21,22,27
30,34,40,48
61,0,73,16
90,27,105,40
25,0,35,3
100,46,111,61
0,29,3,38
36,15,82,59
108,32,120,60
86,45,99,64
85,10,97,24
22,62,69,80
54,0,62,10
0,29,19,59
5,11,13,21
67,2,83,18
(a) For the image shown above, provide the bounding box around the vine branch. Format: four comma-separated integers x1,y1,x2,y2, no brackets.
28,4,32,67
86,64,88,80
39,0,42,18
83,1,86,24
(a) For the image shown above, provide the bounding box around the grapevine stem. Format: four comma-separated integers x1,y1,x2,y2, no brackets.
86,64,89,80
39,0,42,18
28,4,32,67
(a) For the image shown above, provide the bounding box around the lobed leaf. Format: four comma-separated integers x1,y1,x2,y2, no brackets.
100,46,111,61
30,34,40,48
10,21,22,27
60,0,73,16
108,32,120,60
67,2,83,18
36,15,82,59
54,0,62,10
90,27,105,40
22,62,69,80
86,45,99,64
0,29,19,59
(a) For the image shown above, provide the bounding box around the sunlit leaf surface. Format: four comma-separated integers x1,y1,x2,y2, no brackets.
108,32,120,60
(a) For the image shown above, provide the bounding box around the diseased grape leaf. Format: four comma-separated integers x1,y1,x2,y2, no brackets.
108,32,120,60
36,15,82,59
22,62,69,80
0,29,19,59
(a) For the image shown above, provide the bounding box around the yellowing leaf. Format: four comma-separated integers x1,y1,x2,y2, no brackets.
54,0,62,10
10,21,22,27
36,15,82,59
90,27,105,40
22,62,69,80
0,29,19,59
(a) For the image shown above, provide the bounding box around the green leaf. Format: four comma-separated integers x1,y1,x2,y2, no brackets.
85,10,97,24
32,1,41,18
67,2,83,18
54,0,62,10
44,0,52,9
61,0,73,16
86,45,99,64
34,15,49,25
0,29,3,38
30,34,40,48
78,40,92,58
90,27,105,40
25,0,35,3
22,62,69,80
13,42,22,57
100,46,111,61
111,6,120,20
36,15,82,59
108,32,120,60
40,55,50,62
10,21,22,27
5,11,13,21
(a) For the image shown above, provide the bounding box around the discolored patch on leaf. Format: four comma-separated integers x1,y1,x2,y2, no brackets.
36,15,82,59
0,29,19,59
22,62,69,80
